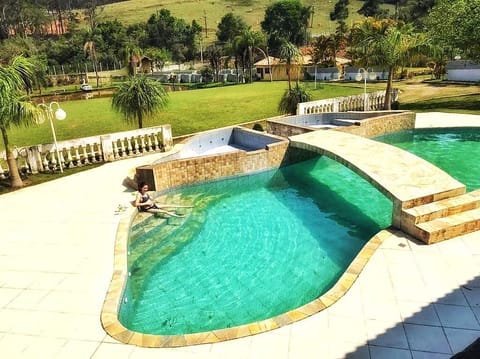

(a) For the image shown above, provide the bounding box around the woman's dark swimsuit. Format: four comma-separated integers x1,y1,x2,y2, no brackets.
138,192,159,212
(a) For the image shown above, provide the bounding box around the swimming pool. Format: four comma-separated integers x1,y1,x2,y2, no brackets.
120,157,392,335
117,126,480,339
375,127,480,191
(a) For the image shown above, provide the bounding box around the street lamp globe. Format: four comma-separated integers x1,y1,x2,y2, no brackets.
55,108,67,121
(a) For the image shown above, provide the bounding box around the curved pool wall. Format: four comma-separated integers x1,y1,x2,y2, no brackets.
101,112,428,347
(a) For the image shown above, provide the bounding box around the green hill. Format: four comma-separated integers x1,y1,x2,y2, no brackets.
101,0,394,38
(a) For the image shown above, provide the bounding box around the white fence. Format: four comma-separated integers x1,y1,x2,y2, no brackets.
297,90,398,115
0,125,173,178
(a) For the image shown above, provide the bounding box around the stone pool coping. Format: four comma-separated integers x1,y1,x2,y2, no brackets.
100,206,393,348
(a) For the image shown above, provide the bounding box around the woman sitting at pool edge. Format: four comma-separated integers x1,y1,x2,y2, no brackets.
135,182,189,218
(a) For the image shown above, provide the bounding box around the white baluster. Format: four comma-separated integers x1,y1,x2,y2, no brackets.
82,145,90,164
90,144,96,162
58,148,66,169
153,133,159,150
112,141,118,159
66,147,74,168
140,135,147,152
50,150,57,170
133,137,140,153
42,153,49,170
74,147,82,166
126,137,133,155
120,138,126,158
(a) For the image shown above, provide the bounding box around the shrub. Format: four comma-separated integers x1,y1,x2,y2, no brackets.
278,84,312,115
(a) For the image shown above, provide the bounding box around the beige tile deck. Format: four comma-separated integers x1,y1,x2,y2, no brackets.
0,112,479,358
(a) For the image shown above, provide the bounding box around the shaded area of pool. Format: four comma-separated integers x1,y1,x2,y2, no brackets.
120,157,393,335
375,127,480,191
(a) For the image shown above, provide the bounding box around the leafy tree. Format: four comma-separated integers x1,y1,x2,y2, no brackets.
144,48,170,72
84,0,103,32
358,0,387,18
145,9,201,63
278,83,311,115
425,0,480,62
330,0,349,21
0,56,39,188
94,20,127,56
0,0,51,38
206,43,223,82
261,0,312,54
351,19,428,109
399,0,435,27
311,35,336,67
111,75,169,129
216,13,248,44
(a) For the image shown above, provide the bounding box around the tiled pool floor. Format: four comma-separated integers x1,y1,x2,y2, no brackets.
0,113,479,358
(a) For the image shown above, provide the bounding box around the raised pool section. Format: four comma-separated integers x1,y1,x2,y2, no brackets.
135,126,295,192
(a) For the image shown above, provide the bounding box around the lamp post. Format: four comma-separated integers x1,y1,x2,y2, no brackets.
38,102,67,173
355,68,376,111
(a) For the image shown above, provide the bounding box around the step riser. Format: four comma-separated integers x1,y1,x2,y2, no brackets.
416,201,480,224
417,218,480,245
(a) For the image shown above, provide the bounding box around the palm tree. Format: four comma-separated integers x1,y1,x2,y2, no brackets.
0,56,39,189
111,75,169,129
279,40,302,91
83,40,100,88
235,29,265,83
351,19,427,109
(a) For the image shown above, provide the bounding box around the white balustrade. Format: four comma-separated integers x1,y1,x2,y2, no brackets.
298,90,398,115
0,125,173,175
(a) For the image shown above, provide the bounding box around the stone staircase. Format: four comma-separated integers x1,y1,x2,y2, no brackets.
402,189,480,244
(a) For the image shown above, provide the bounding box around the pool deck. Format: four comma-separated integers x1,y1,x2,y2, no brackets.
0,112,479,358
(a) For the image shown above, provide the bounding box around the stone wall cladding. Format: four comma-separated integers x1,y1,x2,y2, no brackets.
336,112,415,138
136,141,290,191
266,111,415,139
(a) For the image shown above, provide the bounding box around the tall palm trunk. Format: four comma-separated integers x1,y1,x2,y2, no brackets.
1,127,23,188
137,111,143,129
384,67,394,110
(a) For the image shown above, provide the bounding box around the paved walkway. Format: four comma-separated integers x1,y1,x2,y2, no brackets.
0,113,479,358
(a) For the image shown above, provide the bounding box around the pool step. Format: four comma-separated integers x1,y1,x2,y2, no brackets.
416,207,480,244
402,190,480,244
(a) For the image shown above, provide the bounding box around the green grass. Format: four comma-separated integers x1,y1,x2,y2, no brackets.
400,94,480,114
4,82,363,149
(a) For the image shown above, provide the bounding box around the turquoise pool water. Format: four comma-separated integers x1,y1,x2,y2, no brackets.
120,157,392,335
120,126,480,336
375,127,480,191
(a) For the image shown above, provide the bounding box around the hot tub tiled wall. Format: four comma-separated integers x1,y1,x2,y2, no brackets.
336,111,416,138
136,140,290,191
267,111,416,139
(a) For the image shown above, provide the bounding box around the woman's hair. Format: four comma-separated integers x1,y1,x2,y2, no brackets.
138,181,147,191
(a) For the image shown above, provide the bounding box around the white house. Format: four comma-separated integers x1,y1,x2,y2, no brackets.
305,67,340,81
446,61,480,82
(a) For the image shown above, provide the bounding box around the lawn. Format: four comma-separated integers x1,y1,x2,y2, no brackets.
4,81,363,149
400,94,480,114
